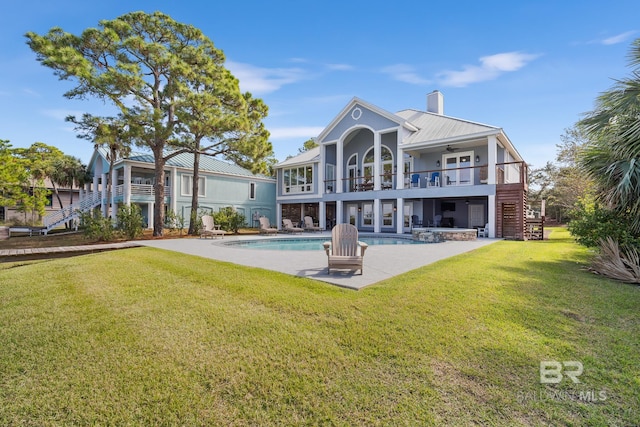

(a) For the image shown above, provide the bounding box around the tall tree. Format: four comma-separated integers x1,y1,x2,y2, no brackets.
0,140,29,213
173,81,272,234
13,142,62,223
298,137,318,154
27,12,239,236
578,38,640,232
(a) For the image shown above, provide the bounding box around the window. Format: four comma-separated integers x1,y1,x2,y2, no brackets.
362,203,373,227
283,165,313,194
362,146,394,185
382,202,394,227
249,182,256,200
181,175,206,196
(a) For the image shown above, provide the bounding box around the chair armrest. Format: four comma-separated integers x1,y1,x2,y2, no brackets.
358,241,369,256
323,241,331,256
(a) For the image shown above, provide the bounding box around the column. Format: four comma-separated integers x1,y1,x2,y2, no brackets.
124,164,131,206
488,194,496,238
147,202,154,230
396,145,404,190
487,135,497,185
110,168,117,217
336,200,343,225
276,202,282,230
396,197,404,234
101,173,108,217
319,201,326,230
336,141,343,193
318,144,325,194
373,198,381,233
373,132,381,191
171,167,178,214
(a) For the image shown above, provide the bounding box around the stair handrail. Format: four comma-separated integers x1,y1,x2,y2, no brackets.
42,191,102,229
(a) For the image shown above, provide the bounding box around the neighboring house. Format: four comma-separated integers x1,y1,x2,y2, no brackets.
275,92,529,239
83,149,277,229
1,178,80,225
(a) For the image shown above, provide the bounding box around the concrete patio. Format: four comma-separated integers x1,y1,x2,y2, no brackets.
138,233,499,290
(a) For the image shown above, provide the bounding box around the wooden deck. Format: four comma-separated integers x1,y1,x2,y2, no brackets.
0,241,141,261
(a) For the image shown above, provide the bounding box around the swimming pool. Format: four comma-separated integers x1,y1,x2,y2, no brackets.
223,236,425,251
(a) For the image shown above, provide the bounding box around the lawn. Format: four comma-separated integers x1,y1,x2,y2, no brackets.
0,228,638,425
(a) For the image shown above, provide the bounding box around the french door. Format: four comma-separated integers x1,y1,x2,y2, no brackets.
443,151,474,186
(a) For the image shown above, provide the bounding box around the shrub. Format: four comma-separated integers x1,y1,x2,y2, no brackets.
568,198,640,250
213,207,245,234
116,204,144,240
165,209,186,236
79,209,115,242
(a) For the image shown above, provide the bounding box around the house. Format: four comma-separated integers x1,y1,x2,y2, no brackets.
0,178,80,225
275,92,529,239
74,149,277,230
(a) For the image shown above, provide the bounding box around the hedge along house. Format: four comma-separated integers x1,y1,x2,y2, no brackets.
275,92,529,239
82,148,277,229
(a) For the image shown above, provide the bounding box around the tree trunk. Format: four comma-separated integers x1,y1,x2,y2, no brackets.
153,147,166,237
51,182,67,229
188,152,200,235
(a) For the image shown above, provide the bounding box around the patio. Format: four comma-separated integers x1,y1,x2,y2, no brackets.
137,233,498,289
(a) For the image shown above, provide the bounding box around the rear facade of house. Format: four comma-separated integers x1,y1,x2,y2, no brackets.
275,92,529,239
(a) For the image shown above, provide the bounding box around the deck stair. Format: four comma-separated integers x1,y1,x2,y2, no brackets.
41,191,102,235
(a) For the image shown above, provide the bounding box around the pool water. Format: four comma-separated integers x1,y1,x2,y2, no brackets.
224,236,424,251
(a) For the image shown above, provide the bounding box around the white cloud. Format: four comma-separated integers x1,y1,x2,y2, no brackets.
437,52,540,87
268,126,325,139
601,30,636,45
325,63,354,71
381,64,431,85
226,60,308,95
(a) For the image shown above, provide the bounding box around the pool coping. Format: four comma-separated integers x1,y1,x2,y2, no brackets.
137,232,500,290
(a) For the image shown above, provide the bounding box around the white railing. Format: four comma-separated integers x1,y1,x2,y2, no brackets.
113,184,171,198
42,191,102,232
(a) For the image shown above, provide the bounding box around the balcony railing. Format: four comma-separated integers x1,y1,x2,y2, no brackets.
114,184,172,198
323,162,527,193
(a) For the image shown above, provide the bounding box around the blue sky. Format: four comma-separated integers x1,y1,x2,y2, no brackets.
1,1,638,169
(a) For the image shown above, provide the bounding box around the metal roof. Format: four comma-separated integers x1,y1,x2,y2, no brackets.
125,151,273,180
395,109,500,144
275,146,320,167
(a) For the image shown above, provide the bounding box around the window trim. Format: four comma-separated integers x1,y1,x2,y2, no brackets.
249,181,256,200
180,174,206,197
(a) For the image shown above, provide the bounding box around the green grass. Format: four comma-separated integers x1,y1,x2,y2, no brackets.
1,228,638,425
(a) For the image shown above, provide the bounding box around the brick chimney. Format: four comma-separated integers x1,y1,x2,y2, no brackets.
427,90,444,115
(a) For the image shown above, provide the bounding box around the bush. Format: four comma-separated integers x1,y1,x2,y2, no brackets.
568,199,640,250
79,209,115,242
116,204,144,240
165,209,186,236
213,207,246,234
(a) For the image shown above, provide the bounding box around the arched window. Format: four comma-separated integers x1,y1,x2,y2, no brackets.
362,146,394,185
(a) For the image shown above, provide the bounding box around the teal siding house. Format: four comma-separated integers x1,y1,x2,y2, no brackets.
85,149,276,228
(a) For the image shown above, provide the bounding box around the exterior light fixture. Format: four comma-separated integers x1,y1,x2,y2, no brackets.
436,160,441,167
475,155,480,163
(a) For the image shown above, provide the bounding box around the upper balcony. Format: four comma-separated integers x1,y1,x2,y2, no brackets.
323,161,527,194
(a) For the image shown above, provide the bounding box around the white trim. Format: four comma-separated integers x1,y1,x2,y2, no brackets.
180,174,206,197
249,181,257,200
